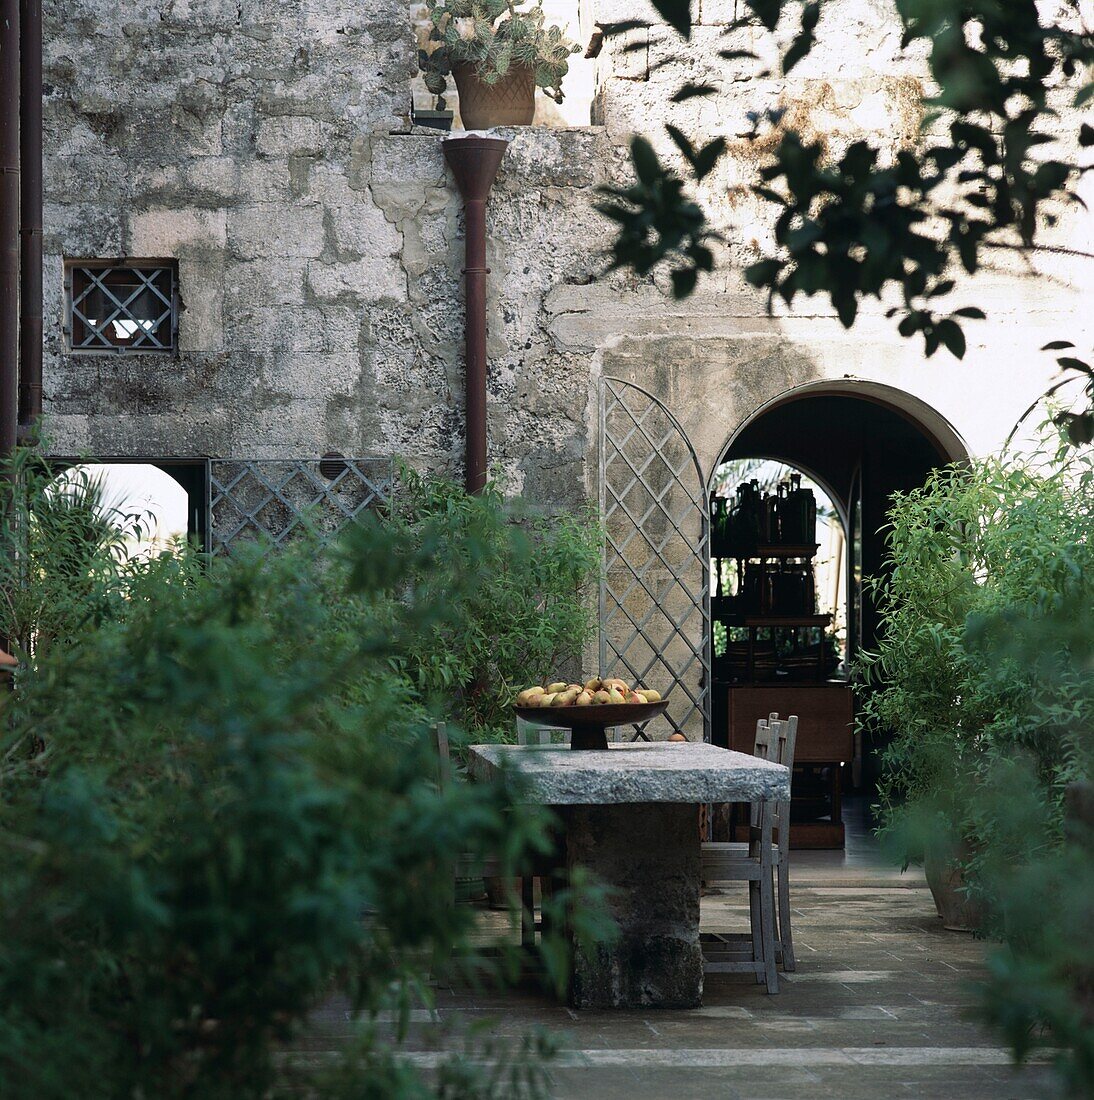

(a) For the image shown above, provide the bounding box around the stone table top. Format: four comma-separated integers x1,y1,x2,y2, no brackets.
467,742,790,806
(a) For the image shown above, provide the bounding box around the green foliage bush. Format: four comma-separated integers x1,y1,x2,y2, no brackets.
861,443,1094,1091
0,451,156,662
0,458,609,1098
863,447,1093,850
387,469,601,742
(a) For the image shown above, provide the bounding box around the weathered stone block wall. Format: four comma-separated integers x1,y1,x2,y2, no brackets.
41,0,623,507
573,0,1090,466
40,0,1091,502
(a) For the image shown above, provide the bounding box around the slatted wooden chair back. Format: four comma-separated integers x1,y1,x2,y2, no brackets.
749,719,775,830
516,716,569,745
765,713,798,860
434,721,453,789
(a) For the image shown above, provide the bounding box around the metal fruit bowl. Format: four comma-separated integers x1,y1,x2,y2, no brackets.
513,699,669,750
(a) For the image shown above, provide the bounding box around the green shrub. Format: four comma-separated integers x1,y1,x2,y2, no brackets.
862,448,1093,859
861,444,1093,1091
0,457,609,1098
0,450,159,662
387,470,601,743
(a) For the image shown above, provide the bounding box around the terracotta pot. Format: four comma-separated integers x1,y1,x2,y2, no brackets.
923,846,984,932
453,63,535,129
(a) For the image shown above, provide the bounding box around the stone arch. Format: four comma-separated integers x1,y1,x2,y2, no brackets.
712,378,970,479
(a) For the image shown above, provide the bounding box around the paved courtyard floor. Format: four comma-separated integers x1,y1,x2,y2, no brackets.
304,801,1060,1098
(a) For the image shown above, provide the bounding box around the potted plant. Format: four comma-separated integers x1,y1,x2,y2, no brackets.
860,447,1093,932
420,1,579,129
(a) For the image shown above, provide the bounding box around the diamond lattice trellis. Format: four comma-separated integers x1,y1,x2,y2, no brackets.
209,458,394,555
599,377,711,743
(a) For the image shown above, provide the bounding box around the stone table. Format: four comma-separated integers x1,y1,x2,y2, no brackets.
467,742,790,1010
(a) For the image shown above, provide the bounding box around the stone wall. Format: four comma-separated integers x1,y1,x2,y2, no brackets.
40,0,1092,499
41,0,622,507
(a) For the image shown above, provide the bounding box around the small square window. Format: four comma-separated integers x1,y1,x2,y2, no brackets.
65,260,178,354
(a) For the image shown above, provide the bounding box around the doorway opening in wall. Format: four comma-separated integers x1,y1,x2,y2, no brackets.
45,460,209,562
709,384,967,849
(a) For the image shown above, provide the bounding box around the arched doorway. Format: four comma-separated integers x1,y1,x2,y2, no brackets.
46,459,209,559
708,382,969,847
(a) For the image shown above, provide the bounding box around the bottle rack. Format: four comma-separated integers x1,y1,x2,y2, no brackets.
711,474,834,683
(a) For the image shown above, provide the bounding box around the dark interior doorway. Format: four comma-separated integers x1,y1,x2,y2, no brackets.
727,394,954,659
710,389,965,844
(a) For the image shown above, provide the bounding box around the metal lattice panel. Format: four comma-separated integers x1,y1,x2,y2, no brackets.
599,377,711,743
209,458,394,555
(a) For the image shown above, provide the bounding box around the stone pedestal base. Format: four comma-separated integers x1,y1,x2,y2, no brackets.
565,802,702,1009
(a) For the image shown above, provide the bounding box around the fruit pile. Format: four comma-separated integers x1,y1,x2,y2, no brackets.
515,678,663,708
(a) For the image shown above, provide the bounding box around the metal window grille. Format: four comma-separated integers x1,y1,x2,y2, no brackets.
209,457,395,555
64,260,178,353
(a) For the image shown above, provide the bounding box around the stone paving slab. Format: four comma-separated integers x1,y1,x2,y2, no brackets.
298,828,1062,1097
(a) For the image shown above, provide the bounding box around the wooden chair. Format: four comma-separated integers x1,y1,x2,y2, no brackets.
433,720,506,885
702,713,799,975
700,718,780,992
434,720,559,950
514,717,570,946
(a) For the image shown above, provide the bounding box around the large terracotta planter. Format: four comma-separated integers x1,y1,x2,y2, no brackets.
924,845,984,932
453,63,535,129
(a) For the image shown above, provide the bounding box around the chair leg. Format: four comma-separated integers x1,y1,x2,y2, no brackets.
759,867,779,994
777,862,796,972
748,879,763,984
521,875,536,950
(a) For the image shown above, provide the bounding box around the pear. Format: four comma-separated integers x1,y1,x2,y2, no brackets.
584,678,602,692
593,689,612,705
540,692,558,707
547,681,568,695
517,687,544,706
631,692,648,704
555,689,579,707
640,688,661,703
607,688,626,704
668,732,688,742
575,691,593,706
604,678,629,692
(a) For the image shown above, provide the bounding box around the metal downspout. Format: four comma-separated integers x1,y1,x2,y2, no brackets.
0,0,19,461
442,134,508,495
17,0,41,433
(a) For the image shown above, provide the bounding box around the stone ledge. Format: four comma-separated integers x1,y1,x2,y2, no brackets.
468,742,790,805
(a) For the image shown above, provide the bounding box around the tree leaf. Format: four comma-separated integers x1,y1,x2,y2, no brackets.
671,83,717,102
651,0,693,37
630,136,662,187
1041,340,1075,351
744,258,783,287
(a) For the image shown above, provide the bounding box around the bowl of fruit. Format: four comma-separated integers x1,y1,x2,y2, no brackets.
513,678,668,750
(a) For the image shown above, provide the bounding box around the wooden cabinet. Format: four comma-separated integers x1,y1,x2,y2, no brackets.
727,682,854,849
728,683,853,764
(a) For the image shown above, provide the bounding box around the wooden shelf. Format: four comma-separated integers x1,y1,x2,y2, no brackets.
732,615,832,628
713,543,819,559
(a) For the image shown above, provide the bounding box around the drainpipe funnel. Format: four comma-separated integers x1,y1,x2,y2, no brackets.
443,133,508,495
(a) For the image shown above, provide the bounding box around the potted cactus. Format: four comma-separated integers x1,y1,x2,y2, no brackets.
420,1,579,129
